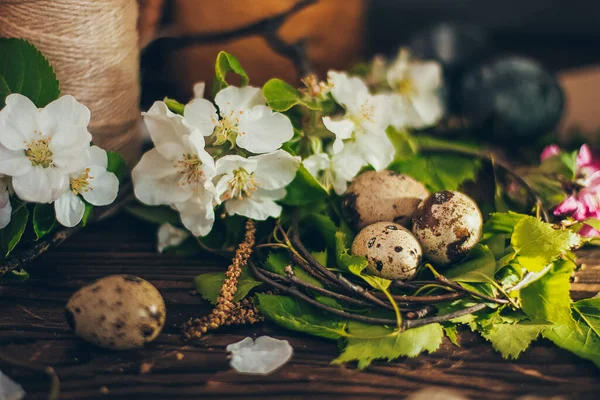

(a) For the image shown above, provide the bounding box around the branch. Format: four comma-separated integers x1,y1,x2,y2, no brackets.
147,0,317,77
0,181,135,276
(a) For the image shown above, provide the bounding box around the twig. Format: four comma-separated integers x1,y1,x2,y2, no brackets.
147,0,317,77
0,353,60,400
419,145,550,222
404,303,487,329
0,181,135,277
194,236,235,259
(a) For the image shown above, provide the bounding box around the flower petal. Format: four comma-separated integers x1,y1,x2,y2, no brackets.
214,86,265,117
331,148,365,195
226,336,293,375
54,191,85,227
410,61,443,93
157,223,190,252
12,168,55,203
236,106,294,154
251,149,300,190
225,196,282,220
359,93,392,133
0,179,12,229
353,132,394,171
579,224,600,237
174,191,215,237
0,144,31,176
184,98,218,136
410,92,444,127
303,153,330,178
132,149,192,205
553,195,578,217
327,71,369,111
0,93,40,150
215,155,257,176
322,117,354,154
82,165,119,206
89,146,108,168
541,145,561,161
143,101,188,160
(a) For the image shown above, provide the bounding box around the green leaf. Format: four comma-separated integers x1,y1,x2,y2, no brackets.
443,325,460,346
256,293,347,340
304,213,337,253
279,165,329,205
481,321,546,359
32,203,56,240
214,51,249,92
106,151,127,182
264,252,323,289
335,230,368,273
444,244,496,283
9,268,30,281
0,199,29,257
518,258,575,325
583,219,600,231
334,323,444,369
0,38,60,108
193,267,263,305
262,78,320,112
482,212,526,238
386,126,417,162
543,297,600,367
126,203,181,226
81,201,94,227
164,97,185,114
389,153,480,192
511,215,580,272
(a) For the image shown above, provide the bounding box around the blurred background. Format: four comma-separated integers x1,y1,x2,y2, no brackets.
138,0,600,141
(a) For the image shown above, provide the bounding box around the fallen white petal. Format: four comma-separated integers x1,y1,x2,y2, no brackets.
0,370,26,400
226,336,293,375
157,223,190,253
405,387,467,400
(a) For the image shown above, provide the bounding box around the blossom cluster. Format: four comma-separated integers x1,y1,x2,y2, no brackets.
133,50,445,240
0,94,119,228
541,144,600,236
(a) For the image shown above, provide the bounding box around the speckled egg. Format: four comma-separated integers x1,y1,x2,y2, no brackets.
66,275,166,350
351,222,423,280
342,170,429,230
412,190,483,266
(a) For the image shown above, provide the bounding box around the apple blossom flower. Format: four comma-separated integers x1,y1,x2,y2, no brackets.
0,177,11,229
303,147,365,195
54,146,119,227
132,101,217,236
386,49,444,129
184,86,293,154
542,144,600,236
0,94,92,203
215,149,300,220
325,71,393,170
157,223,190,253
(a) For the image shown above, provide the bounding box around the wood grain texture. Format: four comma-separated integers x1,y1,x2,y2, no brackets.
0,214,599,399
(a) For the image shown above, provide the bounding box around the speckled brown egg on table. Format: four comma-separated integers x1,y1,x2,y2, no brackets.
351,222,423,280
412,190,483,266
342,170,429,230
66,275,166,350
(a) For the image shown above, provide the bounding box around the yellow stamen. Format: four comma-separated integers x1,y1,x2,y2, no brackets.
25,131,54,168
175,154,204,186
70,168,92,195
221,168,258,201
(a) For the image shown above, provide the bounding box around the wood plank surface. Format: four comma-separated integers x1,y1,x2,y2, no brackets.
0,214,599,399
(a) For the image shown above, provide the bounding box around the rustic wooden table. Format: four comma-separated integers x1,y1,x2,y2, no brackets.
1,214,599,400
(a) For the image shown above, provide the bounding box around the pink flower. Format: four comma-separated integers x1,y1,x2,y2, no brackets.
547,144,600,222
579,224,600,238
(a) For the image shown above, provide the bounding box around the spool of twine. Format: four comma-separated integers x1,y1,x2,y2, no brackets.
0,0,142,166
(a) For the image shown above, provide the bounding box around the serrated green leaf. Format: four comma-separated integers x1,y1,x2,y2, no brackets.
106,151,127,182
193,267,263,305
262,78,319,112
0,199,29,257
543,297,600,367
481,321,546,359
335,230,368,272
126,203,181,226
256,293,347,340
334,322,444,369
32,203,56,240
443,325,460,346
0,38,60,108
511,215,580,272
444,244,496,283
482,212,526,239
388,153,480,192
518,258,575,325
280,165,329,205
214,51,249,92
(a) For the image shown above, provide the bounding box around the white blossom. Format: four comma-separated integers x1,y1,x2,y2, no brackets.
184,86,294,154
0,177,11,229
325,71,394,170
157,223,190,253
215,149,299,220
0,369,26,400
303,147,364,195
226,336,293,375
132,101,217,236
0,94,92,203
54,146,119,227
386,49,444,129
